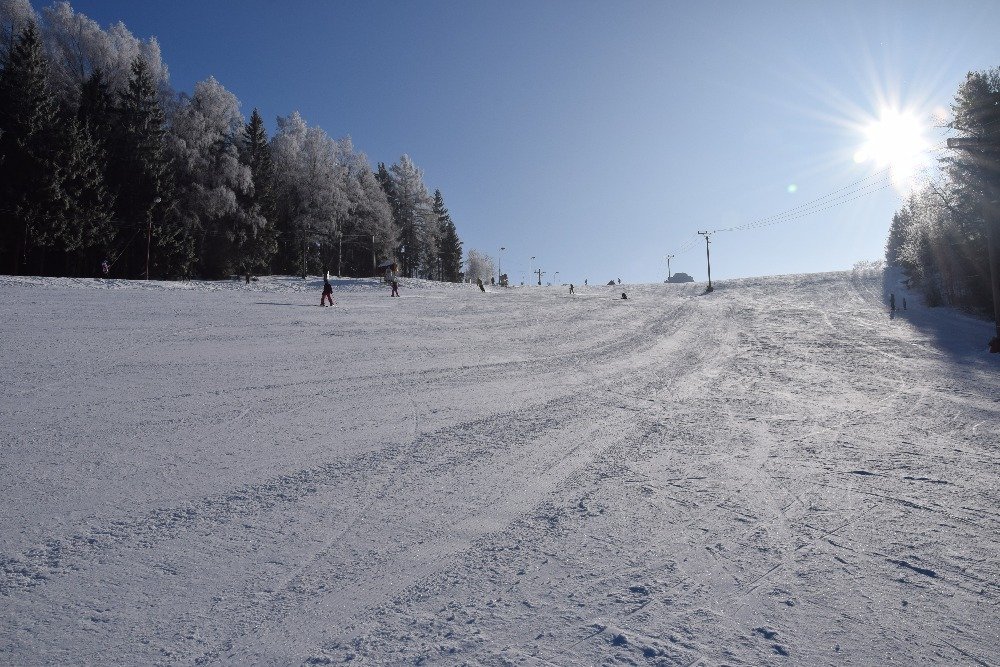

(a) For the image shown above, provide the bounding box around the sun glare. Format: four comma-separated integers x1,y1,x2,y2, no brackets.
853,108,930,191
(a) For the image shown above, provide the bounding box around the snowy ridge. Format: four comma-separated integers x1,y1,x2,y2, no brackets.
1,270,997,665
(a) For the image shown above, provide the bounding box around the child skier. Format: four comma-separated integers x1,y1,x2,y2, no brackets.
321,277,334,306
386,263,400,297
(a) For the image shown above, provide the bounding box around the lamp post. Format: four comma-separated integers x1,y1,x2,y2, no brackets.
498,246,506,285
337,228,343,277
666,254,675,282
145,196,161,280
530,257,535,286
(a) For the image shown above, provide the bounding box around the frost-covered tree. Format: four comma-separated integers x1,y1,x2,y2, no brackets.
333,137,394,276
389,154,434,278
886,69,999,313
38,1,171,110
0,0,35,60
465,248,494,282
271,111,347,276
168,76,256,278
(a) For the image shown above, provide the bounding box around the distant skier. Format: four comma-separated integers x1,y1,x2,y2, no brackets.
889,293,896,312
621,292,628,300
903,298,907,311
100,259,110,277
490,276,495,286
584,279,588,286
569,284,574,294
617,278,621,285
386,263,400,297
477,277,485,292
321,277,334,307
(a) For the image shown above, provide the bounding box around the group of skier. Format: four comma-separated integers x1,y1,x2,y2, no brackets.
320,267,628,305
321,264,399,306
888,292,907,315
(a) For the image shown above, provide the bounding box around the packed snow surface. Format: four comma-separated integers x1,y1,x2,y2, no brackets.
1,269,997,666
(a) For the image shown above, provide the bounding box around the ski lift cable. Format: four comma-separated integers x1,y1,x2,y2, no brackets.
704,138,956,237
712,171,894,233
717,174,897,233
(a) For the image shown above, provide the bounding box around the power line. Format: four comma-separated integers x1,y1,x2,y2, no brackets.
664,138,956,257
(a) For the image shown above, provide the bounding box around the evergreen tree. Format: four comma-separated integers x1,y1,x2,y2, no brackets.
113,55,178,277
374,162,393,198
388,155,433,278
58,114,114,274
374,161,396,261
0,22,64,274
239,107,278,274
433,189,462,281
942,69,1000,311
78,68,114,148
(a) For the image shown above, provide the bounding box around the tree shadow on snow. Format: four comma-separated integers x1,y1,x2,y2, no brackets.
881,266,997,363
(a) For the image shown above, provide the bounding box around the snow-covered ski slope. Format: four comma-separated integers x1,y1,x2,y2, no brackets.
1,269,997,666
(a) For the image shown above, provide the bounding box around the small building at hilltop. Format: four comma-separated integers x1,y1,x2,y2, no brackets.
666,272,694,283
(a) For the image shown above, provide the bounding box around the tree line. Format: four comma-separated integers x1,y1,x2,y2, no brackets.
0,0,464,281
885,68,999,314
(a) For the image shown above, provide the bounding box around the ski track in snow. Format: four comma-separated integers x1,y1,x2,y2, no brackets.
1,271,998,666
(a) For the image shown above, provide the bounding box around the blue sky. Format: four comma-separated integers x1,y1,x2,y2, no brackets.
43,0,1000,283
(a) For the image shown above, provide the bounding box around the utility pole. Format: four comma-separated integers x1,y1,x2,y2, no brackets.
536,268,544,286
144,197,161,280
698,231,713,292
301,229,307,280
947,137,1000,346
499,246,506,286
666,254,674,282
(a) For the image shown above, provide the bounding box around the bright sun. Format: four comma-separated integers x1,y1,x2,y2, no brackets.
854,108,929,190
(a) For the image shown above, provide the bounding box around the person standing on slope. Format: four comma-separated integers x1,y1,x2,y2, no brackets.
386,263,400,297
889,293,896,312
321,276,334,307
569,284,574,294
477,277,485,292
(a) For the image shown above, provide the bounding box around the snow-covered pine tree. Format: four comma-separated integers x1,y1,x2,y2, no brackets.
112,55,176,277
0,22,65,274
58,112,115,274
239,107,278,275
433,189,462,282
389,154,434,278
